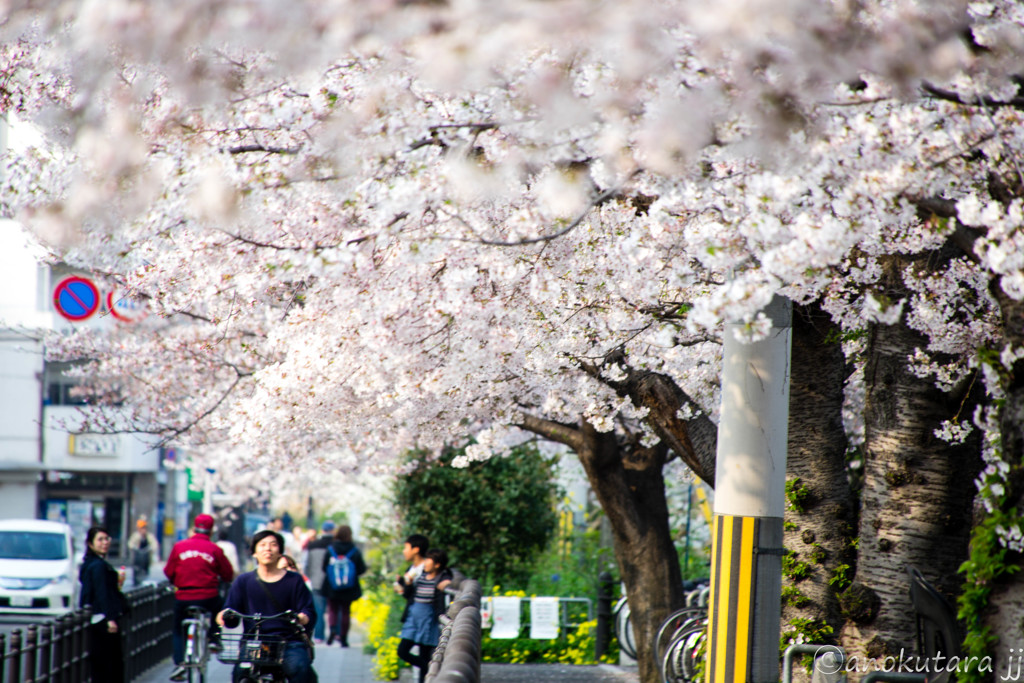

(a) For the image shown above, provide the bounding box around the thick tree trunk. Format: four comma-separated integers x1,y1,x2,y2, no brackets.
782,303,855,656
518,414,684,683
575,425,683,683
841,255,981,662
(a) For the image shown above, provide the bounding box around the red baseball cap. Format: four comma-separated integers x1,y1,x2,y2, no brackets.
194,514,215,533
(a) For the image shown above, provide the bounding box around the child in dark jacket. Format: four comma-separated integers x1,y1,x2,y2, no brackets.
398,548,452,683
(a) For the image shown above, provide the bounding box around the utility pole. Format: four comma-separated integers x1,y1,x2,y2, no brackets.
707,295,791,683
202,467,215,515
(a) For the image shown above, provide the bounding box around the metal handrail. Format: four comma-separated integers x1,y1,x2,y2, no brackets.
861,673,929,683
0,580,175,683
484,595,594,630
0,608,93,683
428,577,483,683
782,643,845,683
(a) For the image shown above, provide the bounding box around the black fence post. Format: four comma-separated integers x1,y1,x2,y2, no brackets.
52,615,65,683
595,571,614,660
10,628,22,683
39,622,53,682
25,625,38,682
76,607,91,683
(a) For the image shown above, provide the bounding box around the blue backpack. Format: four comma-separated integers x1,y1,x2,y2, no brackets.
326,546,357,590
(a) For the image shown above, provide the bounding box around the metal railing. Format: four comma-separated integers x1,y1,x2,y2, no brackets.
427,577,483,683
0,609,93,683
122,581,176,681
0,580,175,683
485,596,594,632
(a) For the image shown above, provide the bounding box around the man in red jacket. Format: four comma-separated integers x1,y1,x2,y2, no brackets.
164,513,235,681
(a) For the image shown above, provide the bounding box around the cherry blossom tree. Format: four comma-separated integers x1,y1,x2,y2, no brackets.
4,1,1024,680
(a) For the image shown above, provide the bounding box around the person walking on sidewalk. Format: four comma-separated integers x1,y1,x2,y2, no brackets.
127,517,159,586
320,524,367,647
164,513,235,682
303,520,335,642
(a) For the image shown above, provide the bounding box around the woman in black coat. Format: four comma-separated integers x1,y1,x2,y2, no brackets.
79,526,127,682
320,524,367,646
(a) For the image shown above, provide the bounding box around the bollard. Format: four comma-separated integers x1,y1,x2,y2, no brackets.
75,608,90,683
26,624,38,682
39,622,53,680
595,571,614,660
10,628,23,682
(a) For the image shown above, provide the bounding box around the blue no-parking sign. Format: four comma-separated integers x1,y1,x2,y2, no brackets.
52,276,100,321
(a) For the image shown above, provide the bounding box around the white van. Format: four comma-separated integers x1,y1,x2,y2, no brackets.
0,519,78,615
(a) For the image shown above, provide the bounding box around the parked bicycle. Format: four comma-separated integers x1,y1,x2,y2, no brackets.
610,579,710,683
657,580,710,683
656,605,708,683
612,595,637,660
218,608,314,683
181,605,211,683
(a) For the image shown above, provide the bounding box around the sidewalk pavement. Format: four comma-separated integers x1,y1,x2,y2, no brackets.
481,663,639,683
133,627,384,683
132,624,640,683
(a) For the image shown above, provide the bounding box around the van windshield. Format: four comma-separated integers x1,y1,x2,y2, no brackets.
0,531,68,560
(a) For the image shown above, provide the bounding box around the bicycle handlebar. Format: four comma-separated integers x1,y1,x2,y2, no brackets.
221,608,304,630
222,609,299,620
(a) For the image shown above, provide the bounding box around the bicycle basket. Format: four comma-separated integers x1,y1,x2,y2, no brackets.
217,632,287,665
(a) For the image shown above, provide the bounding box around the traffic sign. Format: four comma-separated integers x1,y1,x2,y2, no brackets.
52,276,100,321
106,288,147,323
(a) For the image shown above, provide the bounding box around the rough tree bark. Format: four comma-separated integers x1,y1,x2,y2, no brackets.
782,303,856,655
518,414,684,683
840,252,981,661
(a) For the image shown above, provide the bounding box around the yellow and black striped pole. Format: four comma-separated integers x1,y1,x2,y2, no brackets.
707,296,791,683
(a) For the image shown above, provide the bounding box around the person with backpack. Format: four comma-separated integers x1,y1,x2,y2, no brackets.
320,524,367,647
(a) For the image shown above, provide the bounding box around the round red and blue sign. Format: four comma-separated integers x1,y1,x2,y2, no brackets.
52,276,101,321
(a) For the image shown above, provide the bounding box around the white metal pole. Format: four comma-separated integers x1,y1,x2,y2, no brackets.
708,294,792,683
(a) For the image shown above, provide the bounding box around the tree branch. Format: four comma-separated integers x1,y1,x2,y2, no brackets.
225,144,301,155
440,168,642,248
516,413,583,452
922,81,1024,111
576,353,717,485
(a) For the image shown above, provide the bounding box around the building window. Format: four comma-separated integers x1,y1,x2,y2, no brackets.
42,361,89,406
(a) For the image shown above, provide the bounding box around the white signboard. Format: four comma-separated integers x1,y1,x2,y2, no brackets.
480,597,493,629
529,597,560,639
489,597,521,639
67,500,93,545
70,433,120,457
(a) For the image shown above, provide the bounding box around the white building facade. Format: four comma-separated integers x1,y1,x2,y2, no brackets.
0,223,164,560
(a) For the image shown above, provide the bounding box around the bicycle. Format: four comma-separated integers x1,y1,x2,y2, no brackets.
218,608,314,683
180,605,211,683
612,596,637,660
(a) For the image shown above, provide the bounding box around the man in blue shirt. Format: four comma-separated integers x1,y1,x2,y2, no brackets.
218,530,317,683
